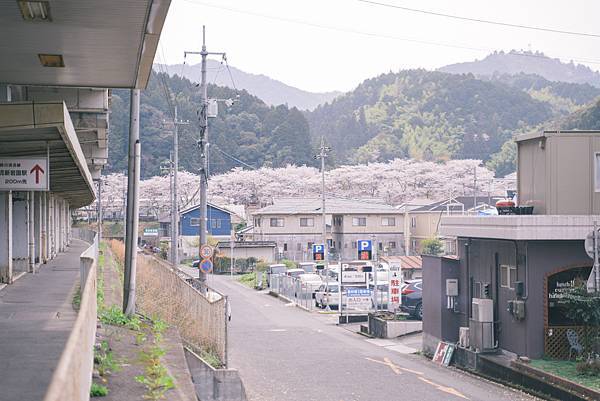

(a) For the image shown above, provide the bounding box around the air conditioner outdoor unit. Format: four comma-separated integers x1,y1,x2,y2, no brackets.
459,327,470,348
471,298,493,322
470,298,495,351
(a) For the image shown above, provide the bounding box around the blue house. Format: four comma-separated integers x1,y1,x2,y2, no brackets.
180,203,232,237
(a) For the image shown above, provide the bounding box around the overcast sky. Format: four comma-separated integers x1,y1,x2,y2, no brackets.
157,0,600,93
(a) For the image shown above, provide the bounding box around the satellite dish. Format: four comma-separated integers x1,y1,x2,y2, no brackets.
584,229,600,259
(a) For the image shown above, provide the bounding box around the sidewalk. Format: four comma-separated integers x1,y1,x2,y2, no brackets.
0,240,88,401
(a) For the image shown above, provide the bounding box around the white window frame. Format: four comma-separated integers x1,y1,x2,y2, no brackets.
595,152,600,192
352,217,367,226
190,217,200,227
270,217,284,227
411,216,417,228
500,264,517,289
300,217,314,227
381,217,396,226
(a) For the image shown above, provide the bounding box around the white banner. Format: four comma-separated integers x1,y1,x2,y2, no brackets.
0,158,49,190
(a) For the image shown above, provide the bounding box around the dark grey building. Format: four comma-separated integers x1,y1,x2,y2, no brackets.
422,130,599,360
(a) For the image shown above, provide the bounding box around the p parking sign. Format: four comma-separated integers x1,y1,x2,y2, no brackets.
357,240,372,260
312,244,325,261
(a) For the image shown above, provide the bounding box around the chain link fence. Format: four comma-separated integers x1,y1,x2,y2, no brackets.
137,254,228,364
269,275,320,311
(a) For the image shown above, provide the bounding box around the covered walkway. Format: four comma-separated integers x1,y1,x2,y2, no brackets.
0,239,87,401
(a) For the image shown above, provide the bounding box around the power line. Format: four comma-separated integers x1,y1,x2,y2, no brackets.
212,145,256,170
357,0,600,39
182,0,600,66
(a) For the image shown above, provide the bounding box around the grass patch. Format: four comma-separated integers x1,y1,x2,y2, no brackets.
237,272,256,288
90,382,109,397
99,305,142,331
200,348,224,369
72,286,81,310
530,359,600,390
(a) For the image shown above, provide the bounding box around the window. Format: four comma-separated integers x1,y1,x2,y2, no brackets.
389,241,397,249
381,217,396,226
297,242,302,251
352,241,357,249
595,153,600,192
300,217,314,227
283,243,288,251
445,240,456,255
411,239,417,251
500,265,517,289
190,217,200,226
211,219,221,229
411,217,417,228
307,242,314,250
378,242,383,251
270,217,284,227
344,242,348,248
254,217,261,227
352,217,366,226
333,216,343,226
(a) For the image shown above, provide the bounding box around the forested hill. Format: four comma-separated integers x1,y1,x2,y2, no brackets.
108,72,314,178
306,69,600,167
440,50,600,87
561,98,600,130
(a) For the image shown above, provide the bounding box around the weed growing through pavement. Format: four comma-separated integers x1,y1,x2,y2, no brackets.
90,382,109,397
135,318,175,400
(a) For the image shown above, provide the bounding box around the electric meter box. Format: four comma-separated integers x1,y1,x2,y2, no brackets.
446,278,459,296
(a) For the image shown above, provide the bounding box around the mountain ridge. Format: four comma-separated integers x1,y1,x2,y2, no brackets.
154,60,341,111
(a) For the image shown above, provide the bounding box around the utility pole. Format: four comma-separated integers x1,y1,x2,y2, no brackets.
170,106,189,268
122,170,126,241
123,89,141,316
97,178,103,242
315,137,331,308
185,26,226,288
473,166,477,210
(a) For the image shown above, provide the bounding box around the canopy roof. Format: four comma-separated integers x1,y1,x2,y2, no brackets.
0,0,170,88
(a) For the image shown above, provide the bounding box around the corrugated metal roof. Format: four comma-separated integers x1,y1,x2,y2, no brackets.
410,196,504,213
254,197,402,215
381,255,422,270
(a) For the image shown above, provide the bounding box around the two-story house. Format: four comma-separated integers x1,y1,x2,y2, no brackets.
423,130,600,362
401,196,504,255
252,198,405,261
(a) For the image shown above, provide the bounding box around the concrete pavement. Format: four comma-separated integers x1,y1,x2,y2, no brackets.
209,274,538,401
0,240,87,401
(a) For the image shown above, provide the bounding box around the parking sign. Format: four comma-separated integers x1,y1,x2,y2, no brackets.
357,240,372,260
312,244,325,261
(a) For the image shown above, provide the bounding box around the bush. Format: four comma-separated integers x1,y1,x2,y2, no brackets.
421,237,444,256
576,357,600,376
90,383,108,397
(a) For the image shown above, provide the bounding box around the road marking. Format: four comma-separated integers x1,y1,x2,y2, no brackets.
418,377,469,400
365,357,402,374
365,357,424,376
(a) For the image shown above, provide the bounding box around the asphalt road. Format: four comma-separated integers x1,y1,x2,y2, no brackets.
209,274,538,401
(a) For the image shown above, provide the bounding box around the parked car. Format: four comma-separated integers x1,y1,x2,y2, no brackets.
296,273,323,298
286,268,305,278
400,279,423,319
192,259,200,268
266,264,287,286
314,282,343,309
298,262,317,273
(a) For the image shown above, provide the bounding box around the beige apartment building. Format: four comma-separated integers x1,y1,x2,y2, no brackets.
252,198,405,261
401,196,503,255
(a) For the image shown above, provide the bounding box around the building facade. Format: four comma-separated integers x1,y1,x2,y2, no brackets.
422,130,600,360
252,198,405,261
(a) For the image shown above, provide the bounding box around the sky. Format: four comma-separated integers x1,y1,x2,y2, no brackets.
156,0,600,93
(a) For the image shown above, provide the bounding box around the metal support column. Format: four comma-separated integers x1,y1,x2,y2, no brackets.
28,191,35,273
2,191,12,283
124,89,141,316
